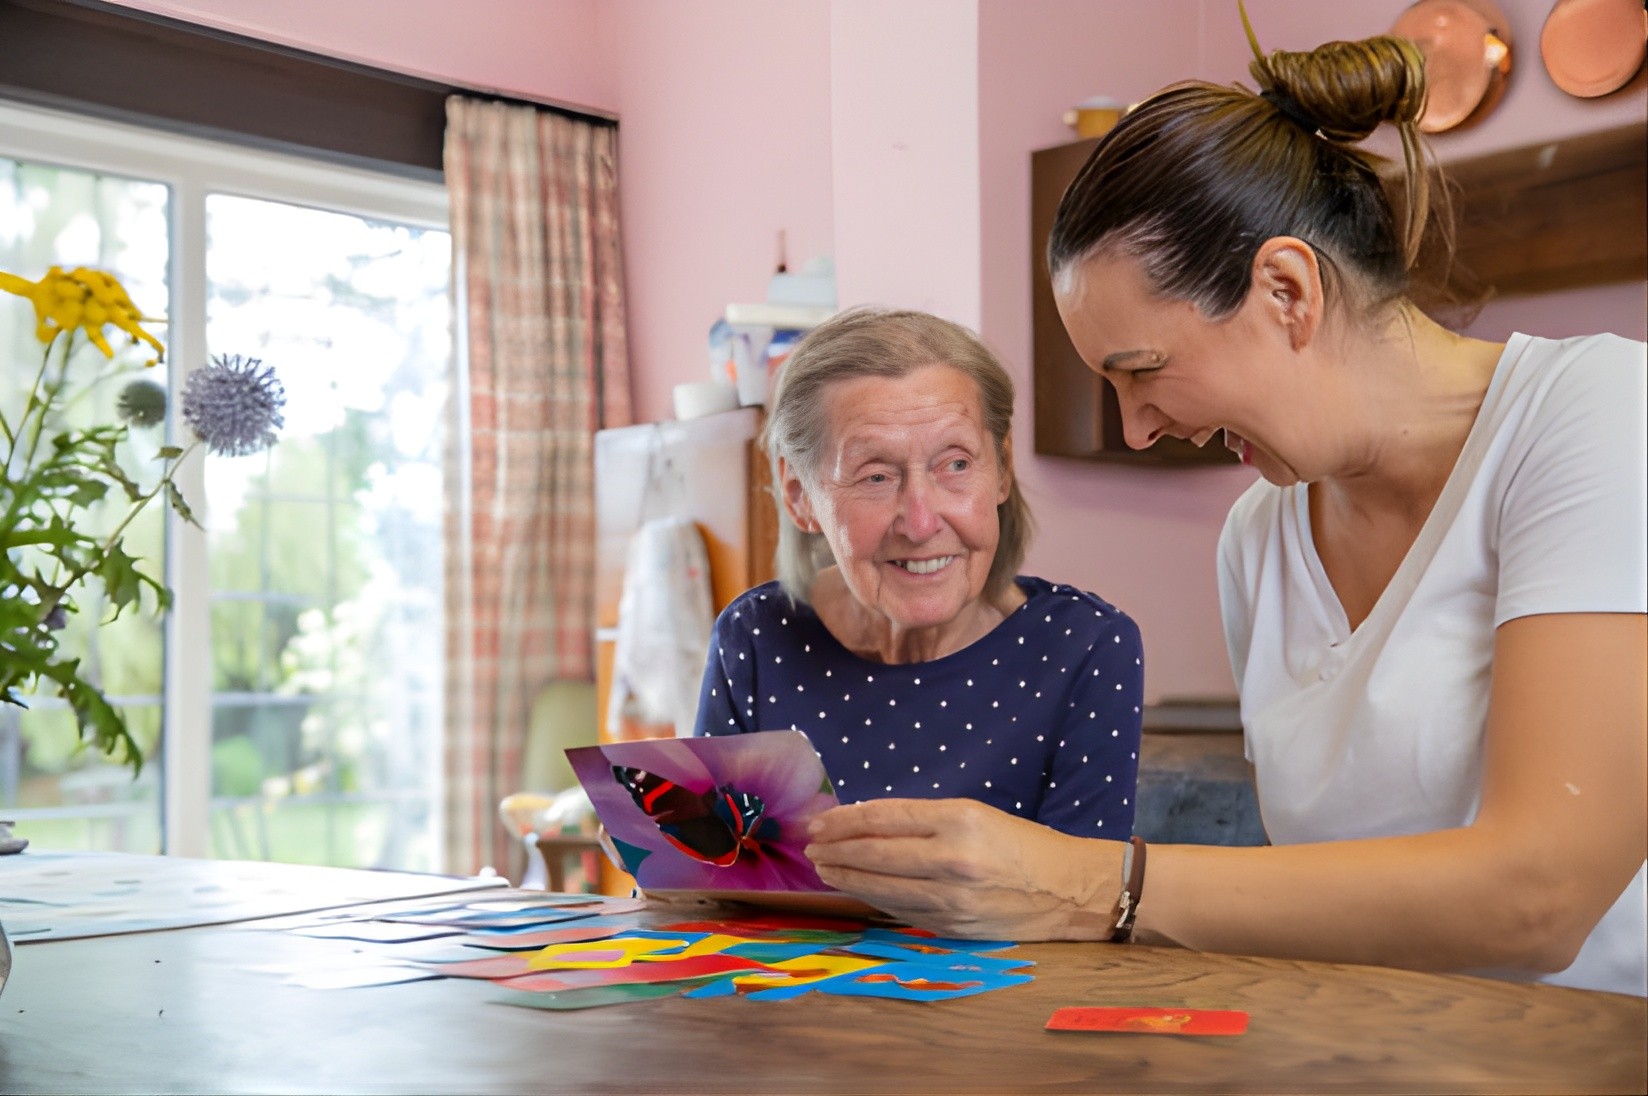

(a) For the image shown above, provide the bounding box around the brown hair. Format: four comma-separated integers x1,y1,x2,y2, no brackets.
1047,15,1461,323
762,306,1033,605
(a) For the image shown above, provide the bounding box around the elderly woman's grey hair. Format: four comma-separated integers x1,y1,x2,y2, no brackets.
761,305,1033,605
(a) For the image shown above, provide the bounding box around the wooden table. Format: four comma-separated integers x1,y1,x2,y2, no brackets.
1,862,1643,1095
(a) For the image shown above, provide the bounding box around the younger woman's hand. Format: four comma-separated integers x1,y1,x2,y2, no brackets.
804,797,1123,941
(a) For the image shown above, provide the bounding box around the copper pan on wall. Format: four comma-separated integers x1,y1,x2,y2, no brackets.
1391,0,1515,132
1540,0,1648,98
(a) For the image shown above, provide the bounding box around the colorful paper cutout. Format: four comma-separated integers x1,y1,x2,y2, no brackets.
500,953,772,992
274,891,1039,1008
738,960,1033,1002
813,962,1033,1001
682,952,886,999
860,927,1018,952
1045,1006,1250,1036
566,730,839,896
665,913,873,935
429,953,547,980
719,941,829,964
388,907,612,929
456,924,626,951
525,936,686,969
491,978,727,1010
840,940,1033,974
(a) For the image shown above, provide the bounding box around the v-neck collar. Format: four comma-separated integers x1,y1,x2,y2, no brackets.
1293,333,1527,646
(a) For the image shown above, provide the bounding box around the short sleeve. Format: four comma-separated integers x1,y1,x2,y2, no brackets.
1216,488,1262,690
693,604,756,738
1496,336,1648,624
1037,610,1144,837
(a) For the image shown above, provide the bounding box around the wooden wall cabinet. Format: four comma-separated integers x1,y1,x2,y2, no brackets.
1030,121,1647,465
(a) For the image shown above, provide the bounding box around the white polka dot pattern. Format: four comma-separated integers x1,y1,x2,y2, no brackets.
694,577,1144,837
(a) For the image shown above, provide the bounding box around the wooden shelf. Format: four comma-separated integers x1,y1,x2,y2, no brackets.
1444,121,1647,298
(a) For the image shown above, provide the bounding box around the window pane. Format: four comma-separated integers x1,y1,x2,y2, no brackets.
0,156,168,852
204,193,448,872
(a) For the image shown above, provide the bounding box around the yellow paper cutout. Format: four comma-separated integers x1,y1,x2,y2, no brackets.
728,952,881,988
636,933,749,960
526,936,686,970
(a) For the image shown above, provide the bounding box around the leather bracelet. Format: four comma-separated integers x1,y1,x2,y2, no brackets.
1109,835,1147,943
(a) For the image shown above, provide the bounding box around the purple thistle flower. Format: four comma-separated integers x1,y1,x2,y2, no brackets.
181,354,285,457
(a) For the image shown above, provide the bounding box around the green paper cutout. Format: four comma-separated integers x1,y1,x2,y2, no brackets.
491,976,724,1010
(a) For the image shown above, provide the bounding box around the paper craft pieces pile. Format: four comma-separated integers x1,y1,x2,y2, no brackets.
264,894,1034,1007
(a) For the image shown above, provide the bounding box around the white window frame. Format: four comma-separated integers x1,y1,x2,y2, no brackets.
0,99,450,858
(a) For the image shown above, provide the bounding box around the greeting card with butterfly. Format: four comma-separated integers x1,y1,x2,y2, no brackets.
566,730,875,915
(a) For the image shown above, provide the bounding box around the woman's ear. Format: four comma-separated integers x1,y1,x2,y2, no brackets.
779,457,820,533
1249,237,1323,351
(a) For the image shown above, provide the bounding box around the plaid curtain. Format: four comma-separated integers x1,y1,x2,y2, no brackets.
442,96,632,876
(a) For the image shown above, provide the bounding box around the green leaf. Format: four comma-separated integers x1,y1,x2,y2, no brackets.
97,543,144,616
39,659,144,776
2,526,91,550
98,454,145,503
67,477,110,508
156,445,184,460
164,480,200,527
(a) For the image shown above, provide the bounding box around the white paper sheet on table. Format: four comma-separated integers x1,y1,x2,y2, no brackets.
0,849,505,942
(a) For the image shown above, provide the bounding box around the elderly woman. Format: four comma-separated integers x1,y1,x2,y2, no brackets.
803,23,1645,997
693,307,1143,837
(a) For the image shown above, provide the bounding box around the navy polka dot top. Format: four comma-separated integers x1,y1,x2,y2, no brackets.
694,577,1143,837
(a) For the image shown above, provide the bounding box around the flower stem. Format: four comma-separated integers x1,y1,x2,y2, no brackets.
32,439,201,624
0,341,64,547
2,337,58,484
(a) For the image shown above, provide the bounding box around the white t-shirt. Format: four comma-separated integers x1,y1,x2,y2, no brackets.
1219,332,1647,997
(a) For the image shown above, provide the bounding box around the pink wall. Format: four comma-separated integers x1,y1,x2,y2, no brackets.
102,0,618,115
602,0,835,425
830,0,982,328
1467,282,1648,343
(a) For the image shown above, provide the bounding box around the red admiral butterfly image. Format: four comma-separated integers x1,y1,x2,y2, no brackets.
567,730,842,895
613,766,781,867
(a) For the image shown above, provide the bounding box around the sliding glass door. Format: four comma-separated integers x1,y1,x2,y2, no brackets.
0,101,452,871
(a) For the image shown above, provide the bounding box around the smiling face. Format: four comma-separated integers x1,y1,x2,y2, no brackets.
782,363,1011,646
1054,248,1310,486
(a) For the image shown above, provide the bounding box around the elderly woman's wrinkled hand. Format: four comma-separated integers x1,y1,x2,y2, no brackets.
804,798,1122,941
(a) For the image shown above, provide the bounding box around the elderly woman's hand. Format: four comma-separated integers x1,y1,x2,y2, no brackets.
804,798,1124,941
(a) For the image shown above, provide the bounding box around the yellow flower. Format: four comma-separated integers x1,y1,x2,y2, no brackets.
0,265,165,365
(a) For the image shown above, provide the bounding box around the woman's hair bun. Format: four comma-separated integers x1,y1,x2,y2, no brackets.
1251,35,1428,144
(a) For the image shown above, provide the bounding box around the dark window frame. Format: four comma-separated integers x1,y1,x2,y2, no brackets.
0,0,611,183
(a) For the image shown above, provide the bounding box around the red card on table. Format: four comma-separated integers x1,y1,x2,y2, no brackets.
1046,1006,1249,1036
